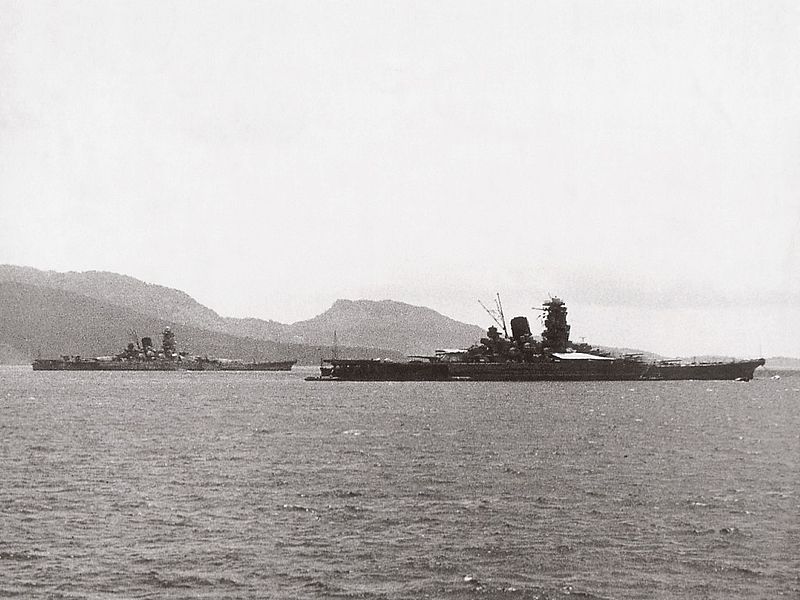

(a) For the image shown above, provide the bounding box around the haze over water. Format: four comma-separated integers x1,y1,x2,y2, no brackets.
1,367,798,599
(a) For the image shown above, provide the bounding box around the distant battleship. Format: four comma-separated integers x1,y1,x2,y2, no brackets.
32,327,295,372
308,296,765,382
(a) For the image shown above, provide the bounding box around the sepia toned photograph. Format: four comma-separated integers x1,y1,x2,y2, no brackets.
1,1,798,598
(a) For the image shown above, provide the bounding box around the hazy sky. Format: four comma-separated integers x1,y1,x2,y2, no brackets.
2,1,799,357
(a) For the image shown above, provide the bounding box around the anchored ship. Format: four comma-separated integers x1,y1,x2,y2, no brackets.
308,297,765,381
32,327,295,372
193,357,297,371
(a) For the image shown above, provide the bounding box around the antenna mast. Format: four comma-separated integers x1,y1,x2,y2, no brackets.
479,299,502,329
478,293,510,338
495,293,509,338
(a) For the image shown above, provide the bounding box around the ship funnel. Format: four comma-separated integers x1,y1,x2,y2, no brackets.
510,316,531,340
141,337,153,349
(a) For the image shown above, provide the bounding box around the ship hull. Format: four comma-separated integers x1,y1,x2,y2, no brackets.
32,359,296,372
644,360,765,381
306,360,449,381
196,360,296,371
311,358,765,382
446,360,648,381
32,359,198,371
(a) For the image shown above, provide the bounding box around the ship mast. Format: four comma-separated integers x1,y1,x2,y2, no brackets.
479,293,510,338
495,293,509,339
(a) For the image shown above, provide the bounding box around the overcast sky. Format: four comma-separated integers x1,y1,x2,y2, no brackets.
1,1,798,357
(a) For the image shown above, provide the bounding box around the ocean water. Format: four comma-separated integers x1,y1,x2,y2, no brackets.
1,366,798,599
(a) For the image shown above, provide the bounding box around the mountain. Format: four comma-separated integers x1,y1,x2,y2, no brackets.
224,317,291,342
0,265,229,332
227,299,486,356
0,265,486,356
0,282,404,364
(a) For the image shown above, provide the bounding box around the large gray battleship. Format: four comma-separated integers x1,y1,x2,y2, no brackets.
32,327,295,372
308,297,765,382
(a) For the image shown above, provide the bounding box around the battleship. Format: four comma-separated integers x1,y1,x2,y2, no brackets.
32,327,296,372
308,297,765,382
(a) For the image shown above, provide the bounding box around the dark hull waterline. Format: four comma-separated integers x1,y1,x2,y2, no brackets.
307,358,766,382
32,359,296,372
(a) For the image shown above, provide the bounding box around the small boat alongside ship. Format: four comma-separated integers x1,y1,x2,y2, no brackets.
307,296,765,382
32,327,295,372
193,357,297,372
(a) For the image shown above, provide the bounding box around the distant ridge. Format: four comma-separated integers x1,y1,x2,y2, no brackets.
0,265,229,332
226,298,485,356
0,265,486,362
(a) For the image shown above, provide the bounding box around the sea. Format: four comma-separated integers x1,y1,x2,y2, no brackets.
1,366,798,599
